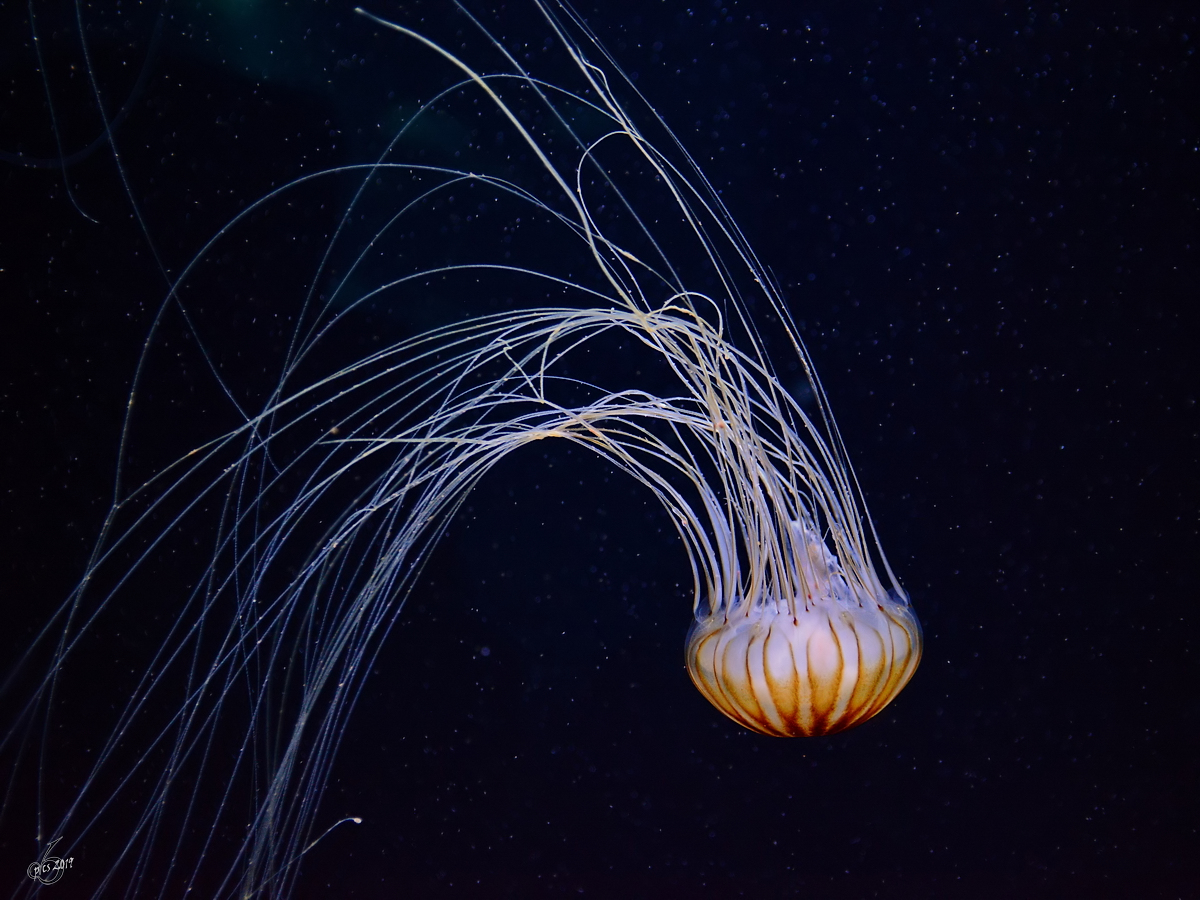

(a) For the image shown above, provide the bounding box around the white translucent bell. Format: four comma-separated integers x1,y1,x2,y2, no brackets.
684,527,922,737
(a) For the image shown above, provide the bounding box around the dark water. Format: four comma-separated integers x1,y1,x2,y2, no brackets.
1,1,1196,897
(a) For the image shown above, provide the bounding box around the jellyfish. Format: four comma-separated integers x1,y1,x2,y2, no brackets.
4,2,920,897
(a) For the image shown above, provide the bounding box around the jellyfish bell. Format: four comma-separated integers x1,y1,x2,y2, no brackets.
686,522,923,737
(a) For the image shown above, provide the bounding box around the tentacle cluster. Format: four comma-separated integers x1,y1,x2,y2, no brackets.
6,3,921,898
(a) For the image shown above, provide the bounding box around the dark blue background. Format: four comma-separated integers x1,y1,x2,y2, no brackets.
1,1,1196,897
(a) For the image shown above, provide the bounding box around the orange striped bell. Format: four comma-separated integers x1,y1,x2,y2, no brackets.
685,592,922,737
